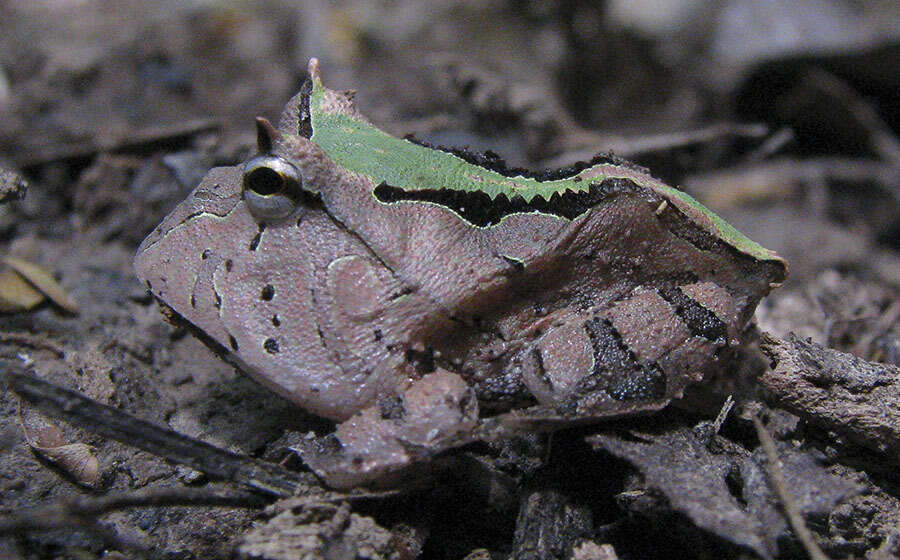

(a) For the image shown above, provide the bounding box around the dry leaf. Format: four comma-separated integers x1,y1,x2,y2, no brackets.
18,403,100,486
4,256,79,313
0,268,45,312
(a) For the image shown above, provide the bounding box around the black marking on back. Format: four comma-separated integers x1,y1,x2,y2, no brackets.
374,177,650,227
657,286,728,344
583,317,667,401
297,78,313,139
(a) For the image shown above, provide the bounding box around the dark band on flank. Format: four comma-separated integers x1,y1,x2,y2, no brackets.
373,177,655,227
583,317,667,401
657,286,728,344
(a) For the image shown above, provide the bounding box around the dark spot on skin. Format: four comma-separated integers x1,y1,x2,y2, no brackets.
225,259,233,272
583,317,667,401
373,177,650,228
296,216,303,227
190,294,196,308
264,338,280,354
352,456,364,466
405,347,435,375
373,329,383,341
390,286,414,300
531,347,552,389
378,394,405,420
657,286,728,344
228,335,239,351
272,315,280,327
249,223,266,251
261,284,275,301
201,249,210,260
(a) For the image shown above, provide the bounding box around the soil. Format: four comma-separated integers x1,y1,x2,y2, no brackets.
0,2,898,559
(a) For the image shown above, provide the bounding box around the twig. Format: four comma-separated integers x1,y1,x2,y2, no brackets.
16,119,220,169
0,331,67,358
852,300,900,359
1,363,316,497
0,486,265,535
752,415,830,560
802,70,900,164
541,122,769,168
712,395,734,435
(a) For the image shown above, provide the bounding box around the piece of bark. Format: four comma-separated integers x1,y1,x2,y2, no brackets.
512,489,594,560
238,499,400,560
760,333,900,462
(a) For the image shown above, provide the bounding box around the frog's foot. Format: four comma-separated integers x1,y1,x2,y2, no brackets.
297,368,478,489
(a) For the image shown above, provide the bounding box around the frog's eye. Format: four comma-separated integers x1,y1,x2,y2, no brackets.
242,155,303,220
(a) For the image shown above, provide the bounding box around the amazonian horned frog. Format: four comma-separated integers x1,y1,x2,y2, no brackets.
135,59,786,488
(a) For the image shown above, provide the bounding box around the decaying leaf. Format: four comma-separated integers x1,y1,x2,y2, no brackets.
0,268,45,312
4,256,79,313
589,425,863,558
238,499,401,560
760,333,900,462
18,403,99,486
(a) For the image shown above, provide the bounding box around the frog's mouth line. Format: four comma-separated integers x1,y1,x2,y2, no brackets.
138,192,243,256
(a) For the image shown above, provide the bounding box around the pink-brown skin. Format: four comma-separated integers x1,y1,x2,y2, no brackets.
135,66,785,488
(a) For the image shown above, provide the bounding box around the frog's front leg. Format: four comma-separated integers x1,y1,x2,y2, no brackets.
298,367,478,489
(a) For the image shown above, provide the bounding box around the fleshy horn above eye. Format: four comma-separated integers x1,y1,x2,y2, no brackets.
242,155,303,220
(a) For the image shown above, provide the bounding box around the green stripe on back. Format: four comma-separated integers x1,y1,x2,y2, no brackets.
308,75,783,265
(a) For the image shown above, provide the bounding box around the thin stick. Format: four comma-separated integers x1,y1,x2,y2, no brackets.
0,486,266,535
752,415,830,560
2,364,315,497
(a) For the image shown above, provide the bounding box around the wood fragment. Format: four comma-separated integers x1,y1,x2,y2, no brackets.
712,395,734,435
760,334,900,462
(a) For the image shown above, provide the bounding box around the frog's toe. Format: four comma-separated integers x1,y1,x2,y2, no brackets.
297,368,478,489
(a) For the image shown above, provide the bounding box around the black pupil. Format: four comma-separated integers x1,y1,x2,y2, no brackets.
246,167,283,195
